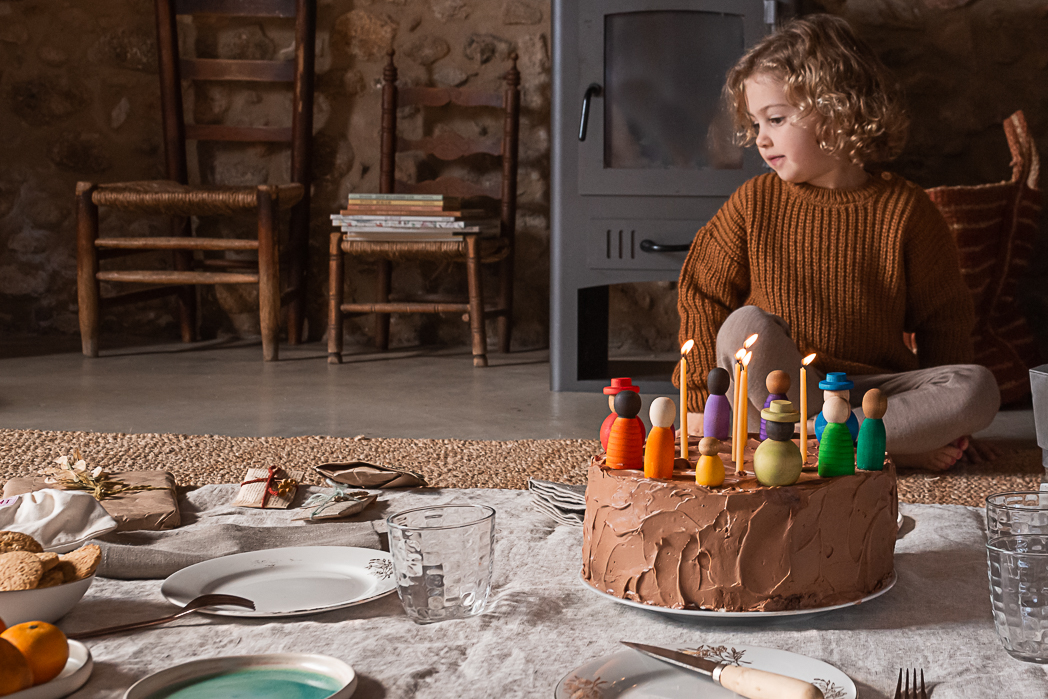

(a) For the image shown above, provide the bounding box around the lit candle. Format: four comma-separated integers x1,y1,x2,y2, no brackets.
739,350,752,474
680,340,695,459
800,353,817,465
732,349,745,464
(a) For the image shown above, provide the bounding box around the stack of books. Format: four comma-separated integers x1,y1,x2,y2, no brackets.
331,194,499,242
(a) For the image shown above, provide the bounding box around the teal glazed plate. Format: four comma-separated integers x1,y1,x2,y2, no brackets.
123,653,357,699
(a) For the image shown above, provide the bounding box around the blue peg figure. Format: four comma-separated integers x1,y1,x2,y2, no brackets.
857,389,888,471
703,368,732,440
759,370,790,441
814,372,859,443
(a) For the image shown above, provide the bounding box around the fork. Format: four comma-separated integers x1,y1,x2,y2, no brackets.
893,668,927,699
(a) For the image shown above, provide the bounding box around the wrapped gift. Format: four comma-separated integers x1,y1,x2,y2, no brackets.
2,471,180,532
232,466,305,509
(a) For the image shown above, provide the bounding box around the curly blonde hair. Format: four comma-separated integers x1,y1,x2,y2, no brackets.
724,14,908,165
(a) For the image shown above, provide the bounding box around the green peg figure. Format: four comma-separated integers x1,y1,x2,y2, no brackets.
753,400,803,487
857,389,888,471
818,396,855,478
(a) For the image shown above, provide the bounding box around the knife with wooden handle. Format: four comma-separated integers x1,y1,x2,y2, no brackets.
621,642,825,699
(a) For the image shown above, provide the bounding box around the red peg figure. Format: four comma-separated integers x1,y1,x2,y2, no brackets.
607,390,644,470
600,378,646,450
695,437,725,487
644,396,676,479
759,370,791,441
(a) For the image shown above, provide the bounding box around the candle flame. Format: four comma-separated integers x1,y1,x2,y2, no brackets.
734,348,746,362
802,352,817,366
742,350,752,367
681,339,695,355
743,333,758,349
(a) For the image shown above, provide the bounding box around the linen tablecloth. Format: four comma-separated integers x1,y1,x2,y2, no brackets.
60,485,1048,698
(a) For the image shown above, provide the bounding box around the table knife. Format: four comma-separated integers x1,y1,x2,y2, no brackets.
621,641,825,699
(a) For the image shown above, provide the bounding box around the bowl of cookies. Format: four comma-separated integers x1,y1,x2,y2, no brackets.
0,531,100,625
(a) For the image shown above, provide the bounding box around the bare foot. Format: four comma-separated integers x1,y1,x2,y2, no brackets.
891,438,967,471
960,436,1001,464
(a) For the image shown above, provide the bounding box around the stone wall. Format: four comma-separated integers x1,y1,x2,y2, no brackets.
1,0,1046,361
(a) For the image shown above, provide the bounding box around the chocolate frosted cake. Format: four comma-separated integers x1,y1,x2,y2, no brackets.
581,441,897,612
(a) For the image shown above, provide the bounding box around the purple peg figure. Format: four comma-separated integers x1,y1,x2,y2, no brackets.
760,370,791,441
703,367,732,441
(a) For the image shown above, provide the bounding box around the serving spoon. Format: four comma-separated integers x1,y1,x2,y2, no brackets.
67,594,255,640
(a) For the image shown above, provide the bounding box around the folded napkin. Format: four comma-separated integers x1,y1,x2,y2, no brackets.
0,489,118,553
315,461,427,489
528,479,586,527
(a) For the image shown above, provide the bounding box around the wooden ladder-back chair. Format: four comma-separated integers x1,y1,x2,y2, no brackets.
328,49,520,367
76,0,316,361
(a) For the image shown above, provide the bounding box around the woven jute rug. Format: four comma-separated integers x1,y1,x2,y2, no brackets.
0,429,1041,507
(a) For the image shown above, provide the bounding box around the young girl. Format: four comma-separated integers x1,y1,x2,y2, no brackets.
675,14,1000,471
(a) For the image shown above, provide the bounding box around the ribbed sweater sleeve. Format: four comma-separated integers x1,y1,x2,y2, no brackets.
675,184,752,410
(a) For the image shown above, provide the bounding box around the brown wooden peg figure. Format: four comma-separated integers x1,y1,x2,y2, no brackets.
760,370,791,441
696,437,725,487
606,390,644,470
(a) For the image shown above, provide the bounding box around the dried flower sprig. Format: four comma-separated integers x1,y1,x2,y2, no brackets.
40,449,163,501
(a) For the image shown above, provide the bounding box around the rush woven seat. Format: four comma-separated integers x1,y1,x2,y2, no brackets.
328,50,521,368
76,0,316,362
91,181,304,217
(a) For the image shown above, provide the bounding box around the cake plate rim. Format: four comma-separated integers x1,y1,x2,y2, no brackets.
579,570,897,619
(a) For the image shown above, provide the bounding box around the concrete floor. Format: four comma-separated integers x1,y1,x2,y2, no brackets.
0,336,1037,442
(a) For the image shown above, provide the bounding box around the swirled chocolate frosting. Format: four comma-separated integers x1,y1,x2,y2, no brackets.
582,440,897,612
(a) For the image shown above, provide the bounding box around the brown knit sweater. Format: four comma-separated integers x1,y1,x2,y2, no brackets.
676,172,975,411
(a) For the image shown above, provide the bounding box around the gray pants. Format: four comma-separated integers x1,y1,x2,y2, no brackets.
697,306,1000,454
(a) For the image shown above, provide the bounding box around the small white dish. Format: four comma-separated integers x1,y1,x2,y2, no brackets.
0,576,94,625
123,653,356,699
580,571,896,619
555,644,855,699
7,640,93,699
161,546,395,618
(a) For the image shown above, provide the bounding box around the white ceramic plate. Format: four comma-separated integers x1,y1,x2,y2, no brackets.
580,572,896,619
161,546,396,618
123,653,356,699
555,645,855,699
8,640,92,699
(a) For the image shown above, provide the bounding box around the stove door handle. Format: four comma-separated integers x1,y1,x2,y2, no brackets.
640,239,691,253
578,83,603,141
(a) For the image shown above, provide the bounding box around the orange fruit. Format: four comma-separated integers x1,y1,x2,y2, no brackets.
0,622,68,686
0,616,6,633
0,637,32,695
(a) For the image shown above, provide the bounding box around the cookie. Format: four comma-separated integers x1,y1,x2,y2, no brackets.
59,544,101,581
36,567,66,589
36,551,59,573
51,560,77,584
0,551,43,591
0,531,43,555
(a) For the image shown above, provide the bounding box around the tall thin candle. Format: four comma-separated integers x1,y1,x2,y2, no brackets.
680,340,694,459
739,350,752,473
800,353,817,465
732,349,744,464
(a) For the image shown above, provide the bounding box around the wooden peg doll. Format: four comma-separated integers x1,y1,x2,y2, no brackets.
817,396,856,478
606,390,644,470
759,370,791,441
753,399,803,486
857,389,888,471
644,397,676,479
702,368,732,440
600,378,646,450
814,372,859,443
695,437,725,487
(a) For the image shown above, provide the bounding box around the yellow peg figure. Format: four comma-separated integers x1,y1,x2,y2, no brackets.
696,437,725,487
643,397,676,479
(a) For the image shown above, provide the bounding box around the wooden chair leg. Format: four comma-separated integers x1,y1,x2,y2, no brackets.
497,246,514,354
257,186,280,361
171,216,197,343
75,182,100,358
287,200,309,346
375,259,392,350
465,235,488,367
327,233,345,364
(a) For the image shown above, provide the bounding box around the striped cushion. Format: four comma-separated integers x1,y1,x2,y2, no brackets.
926,111,1042,405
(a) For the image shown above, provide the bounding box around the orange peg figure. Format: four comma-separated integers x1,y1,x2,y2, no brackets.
607,390,644,470
644,396,676,479
696,437,725,487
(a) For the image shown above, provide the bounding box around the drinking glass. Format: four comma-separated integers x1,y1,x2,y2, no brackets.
386,504,495,624
987,534,1048,663
986,491,1048,537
